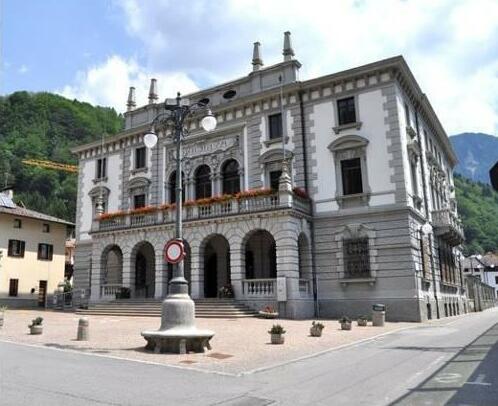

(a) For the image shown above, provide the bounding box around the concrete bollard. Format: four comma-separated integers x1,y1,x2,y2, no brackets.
77,317,89,341
372,304,386,327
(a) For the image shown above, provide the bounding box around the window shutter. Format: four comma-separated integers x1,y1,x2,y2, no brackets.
37,243,42,259
103,158,107,177
8,240,13,256
20,241,25,257
49,245,54,261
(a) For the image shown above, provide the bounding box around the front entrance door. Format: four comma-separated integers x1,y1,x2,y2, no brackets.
204,253,218,298
135,252,147,297
38,280,47,307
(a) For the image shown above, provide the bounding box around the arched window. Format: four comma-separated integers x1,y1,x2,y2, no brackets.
195,165,212,199
222,159,240,195
169,171,184,204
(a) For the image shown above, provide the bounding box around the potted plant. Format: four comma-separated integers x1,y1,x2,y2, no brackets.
218,284,234,298
310,321,325,337
0,306,7,328
28,317,43,335
357,315,368,327
268,324,286,344
258,305,279,319
339,316,352,330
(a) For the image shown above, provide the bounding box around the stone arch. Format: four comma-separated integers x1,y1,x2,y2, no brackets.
242,229,277,279
221,158,241,195
130,241,156,298
194,164,212,199
200,234,231,298
100,244,123,285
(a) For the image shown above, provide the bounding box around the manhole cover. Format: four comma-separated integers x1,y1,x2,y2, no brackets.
207,352,233,360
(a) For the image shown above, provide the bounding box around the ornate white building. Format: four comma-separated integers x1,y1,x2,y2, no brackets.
72,32,466,321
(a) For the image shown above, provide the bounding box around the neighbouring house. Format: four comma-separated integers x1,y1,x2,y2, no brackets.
463,253,498,300
0,190,74,308
72,32,467,321
65,237,76,281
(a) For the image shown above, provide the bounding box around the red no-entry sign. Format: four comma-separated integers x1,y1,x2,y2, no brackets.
164,239,185,264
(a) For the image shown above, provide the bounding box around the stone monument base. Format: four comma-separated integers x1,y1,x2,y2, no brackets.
141,327,214,354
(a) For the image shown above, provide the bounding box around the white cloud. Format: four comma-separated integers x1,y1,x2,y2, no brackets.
57,55,199,111
18,64,28,74
62,0,498,134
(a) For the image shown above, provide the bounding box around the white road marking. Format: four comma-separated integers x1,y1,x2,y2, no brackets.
435,372,462,384
465,374,491,386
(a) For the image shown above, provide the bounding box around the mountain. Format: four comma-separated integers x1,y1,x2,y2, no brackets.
0,91,123,222
455,174,498,254
450,133,498,184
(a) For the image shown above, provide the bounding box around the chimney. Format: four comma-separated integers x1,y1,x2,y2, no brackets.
252,42,263,71
148,78,158,104
126,86,136,112
283,31,294,61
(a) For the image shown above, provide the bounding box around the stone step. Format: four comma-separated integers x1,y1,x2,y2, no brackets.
77,298,257,318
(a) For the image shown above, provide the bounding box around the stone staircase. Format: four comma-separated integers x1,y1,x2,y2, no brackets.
75,298,257,318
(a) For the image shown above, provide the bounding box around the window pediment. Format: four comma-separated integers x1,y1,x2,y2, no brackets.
328,135,369,153
258,148,294,164
128,177,151,190
89,186,110,198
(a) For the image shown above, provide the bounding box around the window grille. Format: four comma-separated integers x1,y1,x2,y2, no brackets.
344,238,370,277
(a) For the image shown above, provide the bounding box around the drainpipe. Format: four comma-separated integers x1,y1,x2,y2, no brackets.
299,89,319,317
415,109,440,319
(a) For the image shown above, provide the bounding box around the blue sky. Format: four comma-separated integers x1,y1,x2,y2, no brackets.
1,0,497,136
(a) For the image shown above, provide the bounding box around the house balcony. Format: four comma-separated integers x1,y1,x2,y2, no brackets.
431,208,465,246
92,190,312,233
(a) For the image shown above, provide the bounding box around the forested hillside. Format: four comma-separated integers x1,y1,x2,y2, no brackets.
0,91,123,222
455,174,498,254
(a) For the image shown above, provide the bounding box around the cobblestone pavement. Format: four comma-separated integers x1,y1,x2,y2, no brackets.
0,309,414,374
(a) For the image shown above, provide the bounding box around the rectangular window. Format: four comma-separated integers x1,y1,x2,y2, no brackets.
135,147,146,169
38,243,54,261
268,113,283,139
495,276,498,284
269,170,282,191
341,158,363,195
96,158,107,179
134,194,146,209
42,223,50,233
8,239,25,257
344,238,370,278
9,279,19,297
13,219,22,228
337,97,356,125
404,102,410,126
411,162,419,196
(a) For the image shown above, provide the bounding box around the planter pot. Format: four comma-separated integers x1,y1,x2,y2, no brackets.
357,319,368,327
258,311,279,319
30,325,43,335
340,322,352,331
310,326,323,337
271,333,285,344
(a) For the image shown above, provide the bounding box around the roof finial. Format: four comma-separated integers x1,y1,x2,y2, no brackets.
283,31,294,61
148,78,158,104
126,86,136,112
252,42,263,71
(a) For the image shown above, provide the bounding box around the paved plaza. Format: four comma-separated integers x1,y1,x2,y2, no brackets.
0,310,413,374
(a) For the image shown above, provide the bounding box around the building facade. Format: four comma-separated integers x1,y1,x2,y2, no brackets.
72,33,466,321
0,191,72,307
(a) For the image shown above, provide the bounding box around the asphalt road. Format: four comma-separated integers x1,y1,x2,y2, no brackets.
1,308,497,406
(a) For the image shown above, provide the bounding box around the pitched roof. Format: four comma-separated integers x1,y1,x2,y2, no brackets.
0,193,74,226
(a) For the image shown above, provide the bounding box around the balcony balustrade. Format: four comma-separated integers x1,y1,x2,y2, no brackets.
431,208,464,246
92,192,311,233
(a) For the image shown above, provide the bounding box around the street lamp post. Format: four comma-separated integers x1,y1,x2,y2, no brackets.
141,92,217,354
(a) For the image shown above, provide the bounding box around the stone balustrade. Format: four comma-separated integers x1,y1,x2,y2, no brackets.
242,278,276,297
100,284,123,299
92,192,311,233
431,208,464,246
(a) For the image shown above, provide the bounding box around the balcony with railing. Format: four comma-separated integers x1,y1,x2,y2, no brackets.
93,191,311,233
431,208,465,246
